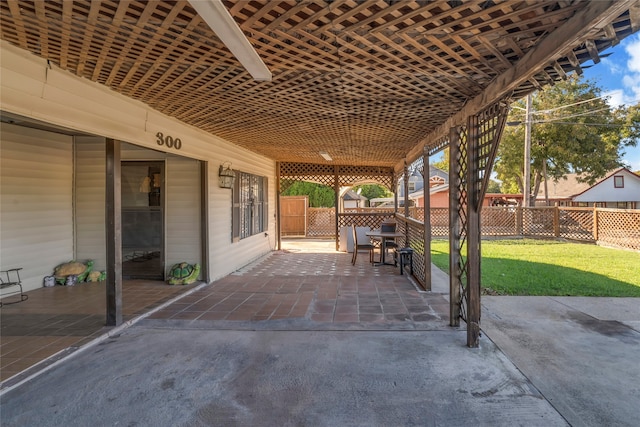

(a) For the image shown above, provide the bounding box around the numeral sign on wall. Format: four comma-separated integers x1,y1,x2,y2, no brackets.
156,132,182,150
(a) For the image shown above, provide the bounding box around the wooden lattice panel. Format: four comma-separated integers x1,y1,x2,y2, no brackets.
597,209,640,251
1,1,634,167
469,102,509,209
482,207,517,236
279,163,394,192
404,217,428,290
522,207,555,237
337,212,395,231
411,207,425,223
559,208,594,241
307,208,335,237
430,208,449,237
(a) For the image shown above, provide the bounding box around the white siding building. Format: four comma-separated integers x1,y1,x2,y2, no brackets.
572,168,640,209
1,41,276,298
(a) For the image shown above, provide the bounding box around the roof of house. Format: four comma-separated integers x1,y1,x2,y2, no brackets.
536,168,640,200
573,168,640,202
343,189,367,201
535,173,592,199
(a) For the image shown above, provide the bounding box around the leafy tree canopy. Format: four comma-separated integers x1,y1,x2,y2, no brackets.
353,184,392,203
495,75,640,201
281,181,334,207
431,148,450,172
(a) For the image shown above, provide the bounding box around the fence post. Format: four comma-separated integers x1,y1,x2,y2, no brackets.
553,207,560,237
593,206,599,241
516,207,523,236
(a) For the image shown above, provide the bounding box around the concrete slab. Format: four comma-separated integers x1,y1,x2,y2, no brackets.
482,296,640,427
1,326,567,427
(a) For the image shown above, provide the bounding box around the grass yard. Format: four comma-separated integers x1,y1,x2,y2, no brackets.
430,239,640,297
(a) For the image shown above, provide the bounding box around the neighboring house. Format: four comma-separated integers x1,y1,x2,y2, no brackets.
410,166,520,208
397,165,450,199
342,189,368,209
534,173,592,206
572,168,640,209
534,168,640,209
407,166,449,208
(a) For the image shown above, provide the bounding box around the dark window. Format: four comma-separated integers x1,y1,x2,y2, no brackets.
232,171,268,241
614,175,624,188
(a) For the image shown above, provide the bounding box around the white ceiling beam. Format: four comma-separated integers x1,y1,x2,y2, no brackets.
189,0,272,82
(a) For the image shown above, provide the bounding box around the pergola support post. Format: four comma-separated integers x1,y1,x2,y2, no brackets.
403,161,410,219
449,126,463,328
423,149,432,291
334,165,340,251
105,138,122,326
466,115,482,347
276,162,282,251
449,102,508,347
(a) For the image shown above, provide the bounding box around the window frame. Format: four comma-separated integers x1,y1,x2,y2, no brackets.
232,171,268,242
614,175,624,188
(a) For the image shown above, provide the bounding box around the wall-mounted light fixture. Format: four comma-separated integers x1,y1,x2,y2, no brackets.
218,162,236,188
189,0,272,82
319,151,333,161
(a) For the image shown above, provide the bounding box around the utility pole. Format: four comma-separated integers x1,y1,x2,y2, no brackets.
523,93,532,207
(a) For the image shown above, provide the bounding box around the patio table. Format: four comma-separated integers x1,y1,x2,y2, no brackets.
365,229,404,266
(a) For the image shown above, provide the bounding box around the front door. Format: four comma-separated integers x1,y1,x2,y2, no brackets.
121,161,164,279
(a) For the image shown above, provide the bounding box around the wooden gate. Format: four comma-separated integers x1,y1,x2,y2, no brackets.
280,196,307,236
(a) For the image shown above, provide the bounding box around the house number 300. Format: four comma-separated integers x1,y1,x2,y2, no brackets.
156,132,182,150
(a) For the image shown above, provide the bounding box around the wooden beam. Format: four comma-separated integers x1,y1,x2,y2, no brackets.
449,127,461,327
630,2,640,32
334,165,340,252
105,139,122,326
276,162,282,251
423,149,432,291
200,161,210,283
466,115,481,348
398,0,633,172
585,40,600,64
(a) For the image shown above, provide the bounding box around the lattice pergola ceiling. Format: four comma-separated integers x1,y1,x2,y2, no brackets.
1,1,638,168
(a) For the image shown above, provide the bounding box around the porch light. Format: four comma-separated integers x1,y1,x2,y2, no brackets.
319,151,333,161
218,162,235,189
189,0,272,82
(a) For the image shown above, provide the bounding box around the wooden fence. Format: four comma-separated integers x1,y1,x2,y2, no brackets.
302,206,639,251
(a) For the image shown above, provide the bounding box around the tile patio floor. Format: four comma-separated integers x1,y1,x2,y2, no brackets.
1,239,450,386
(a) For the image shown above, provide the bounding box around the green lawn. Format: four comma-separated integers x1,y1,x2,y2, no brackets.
430,239,640,297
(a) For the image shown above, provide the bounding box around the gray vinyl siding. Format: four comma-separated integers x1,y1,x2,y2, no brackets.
2,42,277,285
75,142,203,279
165,157,202,277
0,123,73,294
74,137,106,270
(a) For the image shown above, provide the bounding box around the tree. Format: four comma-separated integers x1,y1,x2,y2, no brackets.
353,184,392,203
282,181,335,207
495,75,640,204
486,179,502,194
431,148,450,171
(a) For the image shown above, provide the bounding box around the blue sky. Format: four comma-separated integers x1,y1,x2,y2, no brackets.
580,32,640,171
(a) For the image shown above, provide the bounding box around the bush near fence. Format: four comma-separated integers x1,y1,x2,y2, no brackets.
304,206,639,251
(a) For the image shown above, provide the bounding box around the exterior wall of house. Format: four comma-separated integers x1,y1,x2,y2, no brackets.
74,140,204,276
430,191,450,208
1,41,276,287
0,124,74,294
74,137,107,271
573,170,640,204
410,191,449,208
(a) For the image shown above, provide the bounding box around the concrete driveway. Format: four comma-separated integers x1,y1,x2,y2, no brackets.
481,296,640,427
